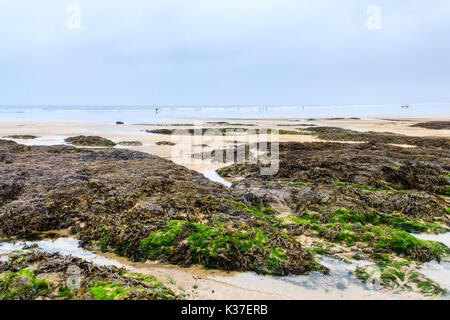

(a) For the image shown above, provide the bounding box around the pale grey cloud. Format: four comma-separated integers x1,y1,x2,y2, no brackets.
0,0,449,105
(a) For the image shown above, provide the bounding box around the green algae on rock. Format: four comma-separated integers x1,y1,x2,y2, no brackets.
2,136,449,297
214,140,450,296
0,249,178,300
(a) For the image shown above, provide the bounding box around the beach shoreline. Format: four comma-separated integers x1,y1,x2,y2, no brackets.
1,116,449,173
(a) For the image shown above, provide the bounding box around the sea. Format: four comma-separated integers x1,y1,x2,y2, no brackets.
0,103,449,123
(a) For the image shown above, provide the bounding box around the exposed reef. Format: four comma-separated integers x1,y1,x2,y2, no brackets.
0,249,178,300
411,121,450,130
0,139,323,277
118,141,143,146
216,140,450,296
1,131,449,298
3,135,39,140
300,127,450,149
156,141,176,146
65,136,116,147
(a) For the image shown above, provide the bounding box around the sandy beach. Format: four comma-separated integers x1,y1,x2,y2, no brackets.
2,115,449,172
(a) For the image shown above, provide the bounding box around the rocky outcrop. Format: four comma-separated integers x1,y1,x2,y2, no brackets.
215,140,450,295
302,127,450,149
411,121,450,130
1,135,449,297
0,249,178,300
118,141,143,146
0,140,322,276
65,136,116,147
2,135,38,140
219,142,450,195
156,141,176,146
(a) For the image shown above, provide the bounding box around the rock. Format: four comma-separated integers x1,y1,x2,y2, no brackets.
302,126,450,149
411,121,450,130
64,136,116,147
118,141,143,146
3,135,39,140
116,121,124,125
0,249,178,300
156,141,176,146
146,129,174,135
0,141,323,276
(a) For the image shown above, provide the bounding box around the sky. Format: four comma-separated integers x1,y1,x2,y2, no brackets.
0,0,450,106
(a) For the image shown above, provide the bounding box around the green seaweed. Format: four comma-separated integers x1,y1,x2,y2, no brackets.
417,280,446,296
89,282,130,300
279,181,312,188
137,218,313,275
0,269,52,299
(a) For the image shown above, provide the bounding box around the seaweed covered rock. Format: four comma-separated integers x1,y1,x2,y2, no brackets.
0,140,323,276
231,179,449,222
118,141,143,146
213,140,450,295
146,129,175,135
411,121,450,130
156,141,176,146
301,127,450,149
0,249,178,300
65,136,116,147
218,142,450,195
2,135,39,140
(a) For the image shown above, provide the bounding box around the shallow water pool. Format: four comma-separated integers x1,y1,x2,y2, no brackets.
203,170,232,187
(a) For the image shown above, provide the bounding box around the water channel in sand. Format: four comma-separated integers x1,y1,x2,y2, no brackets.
2,235,448,300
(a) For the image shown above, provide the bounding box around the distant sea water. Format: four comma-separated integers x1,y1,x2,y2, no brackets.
0,103,449,124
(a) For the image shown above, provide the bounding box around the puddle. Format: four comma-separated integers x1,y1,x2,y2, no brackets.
9,136,67,146
203,170,232,187
343,128,370,133
212,256,426,300
419,260,450,293
411,232,450,293
1,235,448,299
0,237,125,268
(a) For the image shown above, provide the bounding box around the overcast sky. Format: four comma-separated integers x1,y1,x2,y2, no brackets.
1,0,450,106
